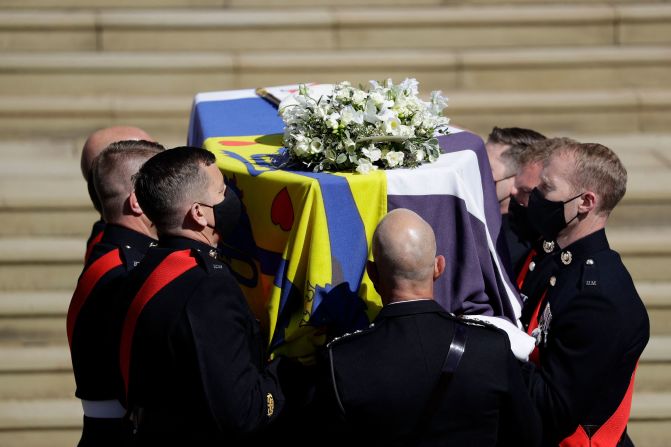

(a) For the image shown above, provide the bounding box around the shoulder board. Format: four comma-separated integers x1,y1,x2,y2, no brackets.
579,257,601,291
457,315,500,332
118,244,144,271
326,324,375,349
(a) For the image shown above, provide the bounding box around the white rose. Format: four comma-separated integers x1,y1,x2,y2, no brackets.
293,139,309,156
362,144,382,162
340,105,364,126
364,100,380,124
399,78,419,96
356,158,378,175
352,89,367,105
415,149,425,162
325,112,340,130
369,91,386,107
384,150,405,168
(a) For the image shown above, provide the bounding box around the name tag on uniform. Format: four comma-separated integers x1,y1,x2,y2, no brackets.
586,280,597,286
213,264,223,269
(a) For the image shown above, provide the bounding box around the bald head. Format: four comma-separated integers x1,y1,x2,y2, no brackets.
370,209,444,303
81,126,154,180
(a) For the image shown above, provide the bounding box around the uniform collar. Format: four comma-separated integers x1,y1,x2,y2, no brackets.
375,299,446,321
101,223,157,253
555,228,609,267
158,235,220,270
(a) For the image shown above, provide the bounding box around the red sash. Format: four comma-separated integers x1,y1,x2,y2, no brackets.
516,248,537,290
67,249,123,348
119,249,198,398
560,366,638,447
84,230,105,263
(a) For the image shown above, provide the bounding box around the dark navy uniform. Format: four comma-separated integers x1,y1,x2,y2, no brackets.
118,236,288,446
501,213,533,277
68,224,156,447
521,229,650,445
518,238,560,329
324,299,541,447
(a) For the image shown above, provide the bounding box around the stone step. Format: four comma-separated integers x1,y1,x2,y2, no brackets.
0,346,73,400
1,4,670,52
0,398,667,447
0,0,666,9
0,89,670,138
1,46,670,97
0,336,668,398
637,336,671,392
608,229,671,282
0,292,70,348
0,238,84,291
0,226,668,293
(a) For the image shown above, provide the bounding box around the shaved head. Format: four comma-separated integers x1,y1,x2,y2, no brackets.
81,126,154,180
92,140,164,223
371,209,440,301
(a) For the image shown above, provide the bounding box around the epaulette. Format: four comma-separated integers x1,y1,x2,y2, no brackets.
457,315,501,332
326,323,376,349
119,243,152,271
191,247,226,274
579,256,600,291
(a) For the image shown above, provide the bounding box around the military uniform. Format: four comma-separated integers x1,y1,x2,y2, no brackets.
501,213,533,278
67,224,156,447
325,299,541,447
521,229,650,446
117,236,287,446
518,238,560,330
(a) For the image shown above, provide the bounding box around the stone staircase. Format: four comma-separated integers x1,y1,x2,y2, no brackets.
0,1,669,446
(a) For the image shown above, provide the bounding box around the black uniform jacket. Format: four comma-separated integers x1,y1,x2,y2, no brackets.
118,236,285,446
70,224,155,401
519,239,560,329
326,299,541,447
84,219,106,262
521,229,650,445
501,213,533,278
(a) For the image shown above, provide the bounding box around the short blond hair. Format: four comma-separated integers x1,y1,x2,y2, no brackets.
549,141,627,215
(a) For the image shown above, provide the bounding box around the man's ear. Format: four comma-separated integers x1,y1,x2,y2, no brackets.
578,191,597,214
128,191,144,216
189,202,209,228
433,255,446,281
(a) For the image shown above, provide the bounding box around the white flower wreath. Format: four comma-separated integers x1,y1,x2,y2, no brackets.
279,78,450,174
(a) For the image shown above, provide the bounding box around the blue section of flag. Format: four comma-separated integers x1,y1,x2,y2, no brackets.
190,98,284,146
292,172,370,331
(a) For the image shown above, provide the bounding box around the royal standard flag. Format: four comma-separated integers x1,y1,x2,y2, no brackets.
188,87,521,359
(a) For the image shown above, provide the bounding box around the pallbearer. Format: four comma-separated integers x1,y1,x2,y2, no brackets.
521,139,649,446
67,141,163,447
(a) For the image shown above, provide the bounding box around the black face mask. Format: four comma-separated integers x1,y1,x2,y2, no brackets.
200,187,242,240
527,188,582,241
508,195,540,243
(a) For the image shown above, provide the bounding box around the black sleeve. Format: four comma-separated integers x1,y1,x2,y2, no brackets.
522,292,623,442
498,352,541,447
185,274,285,435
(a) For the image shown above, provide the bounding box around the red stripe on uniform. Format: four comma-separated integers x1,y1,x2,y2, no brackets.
560,365,638,447
119,249,198,398
516,248,537,290
84,230,105,263
67,249,122,348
